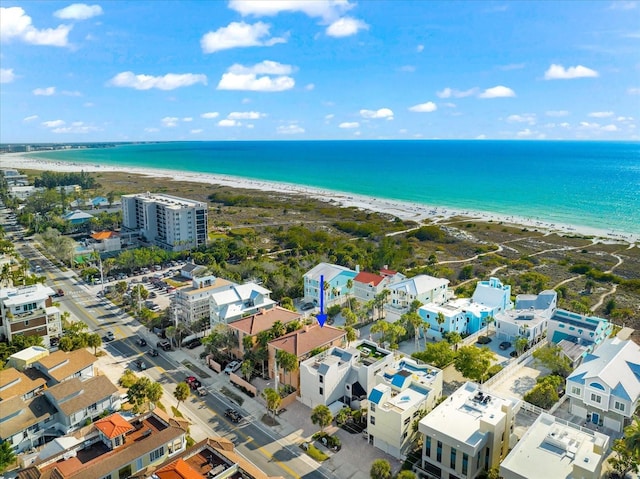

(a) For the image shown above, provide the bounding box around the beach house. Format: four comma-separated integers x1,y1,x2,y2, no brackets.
385,274,450,322
172,274,232,326
303,262,358,307
494,290,557,345
547,309,612,365
209,282,276,325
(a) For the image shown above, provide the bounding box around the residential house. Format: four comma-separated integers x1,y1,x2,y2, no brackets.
8,186,43,200
547,309,612,365
44,375,120,434
419,277,513,339
180,262,208,280
303,262,358,306
385,275,450,322
353,271,387,302
209,282,276,325
88,231,122,253
417,382,520,479
227,307,302,358
494,290,557,344
1,169,29,186
17,409,189,479
0,367,47,402
62,210,95,225
0,394,57,453
0,284,62,348
565,337,640,432
121,192,208,252
299,340,394,410
267,324,346,392
7,345,50,371
172,275,232,326
500,413,609,479
367,357,443,459
34,349,98,385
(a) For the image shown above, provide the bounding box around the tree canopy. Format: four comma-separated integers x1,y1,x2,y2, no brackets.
310,404,333,432
454,345,496,382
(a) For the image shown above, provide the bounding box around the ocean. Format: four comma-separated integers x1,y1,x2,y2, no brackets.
29,140,640,236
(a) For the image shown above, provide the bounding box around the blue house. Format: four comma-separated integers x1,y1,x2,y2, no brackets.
63,210,94,225
303,263,358,306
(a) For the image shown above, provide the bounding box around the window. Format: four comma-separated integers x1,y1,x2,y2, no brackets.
402,431,408,439
614,401,625,412
370,416,375,425
571,386,581,396
370,403,375,412
135,458,144,472
319,375,323,383
114,436,121,446
404,417,411,426
319,387,323,395
425,436,431,457
590,393,602,404
149,446,165,462
436,441,442,462
450,448,457,469
462,453,468,476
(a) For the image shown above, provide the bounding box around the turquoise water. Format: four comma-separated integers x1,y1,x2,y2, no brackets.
30,140,640,235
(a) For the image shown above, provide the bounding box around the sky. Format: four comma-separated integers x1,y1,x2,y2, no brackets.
1,0,639,142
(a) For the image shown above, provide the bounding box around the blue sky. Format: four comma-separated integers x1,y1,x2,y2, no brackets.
1,0,639,142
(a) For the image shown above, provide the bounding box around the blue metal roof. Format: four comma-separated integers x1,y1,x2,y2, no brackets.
391,373,409,389
368,388,384,405
567,371,586,385
612,381,631,401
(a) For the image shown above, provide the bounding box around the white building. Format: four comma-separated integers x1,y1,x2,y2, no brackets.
500,413,609,479
367,357,443,459
547,309,612,365
121,192,208,252
565,337,640,433
0,285,62,348
385,275,450,322
9,185,43,200
418,382,520,479
303,263,358,306
172,275,232,325
494,290,557,344
210,282,276,325
299,340,394,410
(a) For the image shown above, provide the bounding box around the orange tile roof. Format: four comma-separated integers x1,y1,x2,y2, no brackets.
155,458,203,479
94,413,134,439
228,307,301,335
354,271,385,286
91,231,115,240
268,324,346,358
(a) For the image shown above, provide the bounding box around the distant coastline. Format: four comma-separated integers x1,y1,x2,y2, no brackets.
2,152,638,245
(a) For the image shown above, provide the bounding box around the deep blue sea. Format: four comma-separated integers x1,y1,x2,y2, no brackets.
30,140,640,236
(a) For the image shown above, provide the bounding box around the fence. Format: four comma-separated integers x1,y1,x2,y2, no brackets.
483,338,548,390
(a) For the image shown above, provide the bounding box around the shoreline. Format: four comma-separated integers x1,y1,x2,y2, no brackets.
2,153,638,245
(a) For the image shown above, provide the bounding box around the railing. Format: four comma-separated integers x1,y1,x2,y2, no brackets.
483,338,548,389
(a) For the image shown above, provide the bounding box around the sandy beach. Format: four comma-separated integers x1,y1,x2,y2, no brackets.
2,153,637,245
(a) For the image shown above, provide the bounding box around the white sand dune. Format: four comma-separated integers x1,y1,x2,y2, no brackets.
2,153,637,245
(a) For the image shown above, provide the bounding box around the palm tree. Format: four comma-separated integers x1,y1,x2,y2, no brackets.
344,326,357,346
346,278,354,310
403,311,424,350
146,382,163,411
87,333,102,355
173,382,190,412
484,315,495,339
262,387,281,418
436,312,446,334
276,349,298,389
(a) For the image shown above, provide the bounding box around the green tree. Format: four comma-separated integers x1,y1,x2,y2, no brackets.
436,311,446,333
262,387,281,417
241,359,253,381
58,336,74,352
443,331,462,351
0,439,17,471
523,375,563,409
128,377,152,413
311,404,333,432
276,349,298,386
412,341,456,368
605,298,616,315
483,315,495,339
335,407,351,426
395,471,416,479
370,459,392,479
279,297,296,311
87,333,102,355
346,278,354,310
173,382,190,412
271,320,286,339
514,336,528,356
454,346,496,383
146,382,163,411
403,311,424,350
344,325,357,346
608,418,640,478
119,369,138,388
458,265,474,281
532,345,571,377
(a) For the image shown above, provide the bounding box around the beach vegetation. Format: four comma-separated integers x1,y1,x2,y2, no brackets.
454,345,496,383
412,341,456,368
532,345,572,377
523,375,564,409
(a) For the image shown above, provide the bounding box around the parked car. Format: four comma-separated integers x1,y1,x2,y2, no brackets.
156,340,172,351
185,339,202,349
105,331,115,342
224,361,241,374
499,341,512,350
55,288,65,297
136,338,147,347
148,349,159,357
225,408,242,423
301,302,315,311
149,292,157,298
135,359,147,370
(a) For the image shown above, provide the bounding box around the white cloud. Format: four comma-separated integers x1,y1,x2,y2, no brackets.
506,113,536,125
436,87,478,98
399,129,408,134
544,64,599,80
218,119,241,127
409,101,437,113
54,4,103,20
498,63,525,71
616,116,634,122
442,102,456,108
23,115,39,122
609,1,637,10
546,110,570,117
339,122,359,129
325,114,335,120
588,111,614,118
62,90,82,96
1,7,71,47
399,65,416,73
241,98,251,104
305,83,315,90
579,121,600,129
0,68,16,83
277,124,305,134
144,127,159,133
182,117,193,122
476,134,487,139
161,117,179,127
108,71,207,90
416,44,424,53
228,111,265,120
516,128,540,138
478,85,516,98
51,121,99,134
42,119,65,128
201,21,286,53
217,61,295,92
360,108,393,119
228,0,353,21
83,102,94,107
326,17,368,37
190,129,203,134
559,122,570,128
628,87,640,95
33,86,56,96
601,124,618,132
201,112,219,119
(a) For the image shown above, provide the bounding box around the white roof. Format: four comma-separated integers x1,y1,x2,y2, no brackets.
9,346,49,361
304,262,356,282
388,274,448,296
211,282,271,306
472,279,510,308
0,284,55,306
567,337,640,402
500,413,608,478
421,297,492,317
